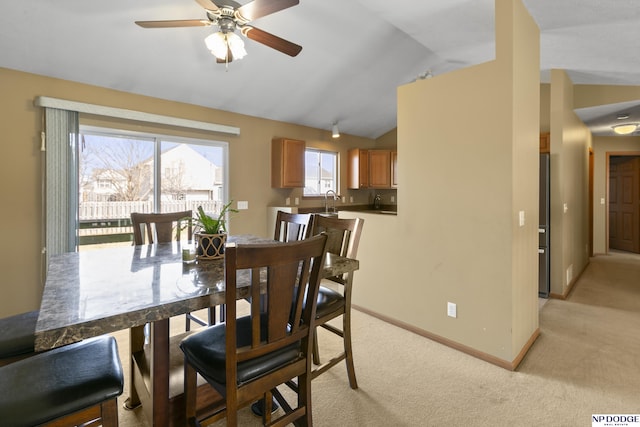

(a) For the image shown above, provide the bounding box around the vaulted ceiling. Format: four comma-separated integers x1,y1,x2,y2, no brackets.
2,0,640,138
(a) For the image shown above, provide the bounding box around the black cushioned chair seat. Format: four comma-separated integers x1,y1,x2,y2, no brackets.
180,315,300,386
315,285,345,319
0,336,124,427
0,310,38,358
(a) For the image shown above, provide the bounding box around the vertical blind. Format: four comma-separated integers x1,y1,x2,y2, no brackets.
44,108,79,257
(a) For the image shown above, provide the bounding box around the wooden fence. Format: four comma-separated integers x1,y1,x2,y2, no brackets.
78,200,222,246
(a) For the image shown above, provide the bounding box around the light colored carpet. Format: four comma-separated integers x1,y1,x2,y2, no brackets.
115,251,640,426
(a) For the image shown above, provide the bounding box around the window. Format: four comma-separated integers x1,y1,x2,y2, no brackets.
78,126,228,248
304,148,338,196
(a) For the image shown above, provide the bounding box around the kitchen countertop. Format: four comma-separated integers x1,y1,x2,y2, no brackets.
299,205,397,216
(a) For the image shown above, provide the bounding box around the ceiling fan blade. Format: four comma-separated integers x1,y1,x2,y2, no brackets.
242,26,302,57
135,19,211,28
236,0,299,22
195,0,219,12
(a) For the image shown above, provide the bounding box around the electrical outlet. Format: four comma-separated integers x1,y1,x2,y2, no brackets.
285,197,291,206
447,302,457,318
341,196,346,203
294,197,299,205
600,198,605,205
349,196,353,203
391,196,395,203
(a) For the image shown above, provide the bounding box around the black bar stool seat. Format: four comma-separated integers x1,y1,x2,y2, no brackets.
0,335,124,427
0,310,38,365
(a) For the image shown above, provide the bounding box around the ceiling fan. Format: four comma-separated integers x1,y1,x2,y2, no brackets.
135,0,302,63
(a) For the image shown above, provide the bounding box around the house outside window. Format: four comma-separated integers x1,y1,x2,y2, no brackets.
78,127,228,248
304,148,338,196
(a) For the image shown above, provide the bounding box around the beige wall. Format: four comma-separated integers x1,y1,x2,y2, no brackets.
349,0,540,365
540,84,550,133
0,67,376,317
548,70,592,296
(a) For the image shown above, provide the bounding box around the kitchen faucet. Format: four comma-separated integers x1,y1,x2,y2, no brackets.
374,194,381,210
325,189,338,213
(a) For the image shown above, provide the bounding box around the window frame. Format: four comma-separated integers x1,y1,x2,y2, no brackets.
303,147,339,197
77,125,229,248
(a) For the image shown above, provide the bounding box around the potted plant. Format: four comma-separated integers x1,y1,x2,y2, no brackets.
194,201,238,260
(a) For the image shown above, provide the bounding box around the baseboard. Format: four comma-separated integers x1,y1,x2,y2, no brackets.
549,259,590,300
353,304,540,371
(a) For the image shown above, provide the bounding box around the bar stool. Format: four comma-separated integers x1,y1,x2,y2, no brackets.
0,310,38,366
0,335,124,427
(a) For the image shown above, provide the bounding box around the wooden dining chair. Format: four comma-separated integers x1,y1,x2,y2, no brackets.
309,214,364,389
131,210,213,330
273,210,313,242
180,234,328,427
131,210,193,245
0,335,124,427
249,210,314,417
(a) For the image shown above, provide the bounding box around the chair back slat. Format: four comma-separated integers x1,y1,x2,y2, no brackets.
311,215,363,259
130,210,192,244
274,211,313,242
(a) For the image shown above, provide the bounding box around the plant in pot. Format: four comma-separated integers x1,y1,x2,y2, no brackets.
194,201,238,260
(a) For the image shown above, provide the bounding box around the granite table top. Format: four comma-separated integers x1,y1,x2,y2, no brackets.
35,235,359,351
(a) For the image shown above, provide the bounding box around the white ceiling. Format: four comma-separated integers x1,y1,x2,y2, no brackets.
2,0,640,138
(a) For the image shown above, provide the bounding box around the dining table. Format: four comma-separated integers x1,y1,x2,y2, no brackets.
35,234,359,427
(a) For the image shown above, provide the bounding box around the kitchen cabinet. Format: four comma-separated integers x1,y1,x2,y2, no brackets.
347,148,394,189
271,138,305,188
391,150,398,188
369,150,391,188
347,149,369,189
539,132,550,153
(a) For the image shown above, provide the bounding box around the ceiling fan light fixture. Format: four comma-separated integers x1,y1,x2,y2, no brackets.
612,123,638,135
226,32,247,59
205,31,246,61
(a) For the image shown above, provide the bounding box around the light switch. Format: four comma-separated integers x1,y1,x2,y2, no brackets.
294,197,300,205
447,302,457,318
563,203,568,213
285,197,291,206
237,201,248,210
518,211,525,227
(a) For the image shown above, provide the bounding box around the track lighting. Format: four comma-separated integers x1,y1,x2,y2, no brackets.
332,122,340,139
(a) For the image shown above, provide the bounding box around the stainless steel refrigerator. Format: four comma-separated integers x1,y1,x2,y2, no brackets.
539,153,550,297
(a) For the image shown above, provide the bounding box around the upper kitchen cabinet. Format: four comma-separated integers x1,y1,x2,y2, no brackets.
272,138,305,188
347,149,369,189
369,149,391,188
539,132,550,153
391,150,398,188
347,148,394,189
